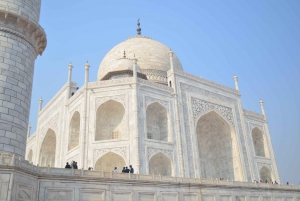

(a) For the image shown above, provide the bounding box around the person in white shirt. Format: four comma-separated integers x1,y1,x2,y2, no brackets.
113,167,118,173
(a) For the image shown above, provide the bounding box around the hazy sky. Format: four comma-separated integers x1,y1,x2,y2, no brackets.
31,0,300,184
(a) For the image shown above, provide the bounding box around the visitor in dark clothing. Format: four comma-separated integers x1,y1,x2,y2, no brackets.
65,162,71,168
129,165,134,173
122,167,126,173
125,166,129,173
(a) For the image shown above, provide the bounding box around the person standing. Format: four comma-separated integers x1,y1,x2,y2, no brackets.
65,162,71,168
125,166,129,173
129,165,134,173
113,167,118,173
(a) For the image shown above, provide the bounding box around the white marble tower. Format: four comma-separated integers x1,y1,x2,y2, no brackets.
0,0,46,158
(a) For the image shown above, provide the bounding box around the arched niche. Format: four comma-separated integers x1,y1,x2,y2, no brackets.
95,100,125,141
149,152,173,176
252,127,268,157
260,166,272,182
196,111,242,181
94,152,126,172
27,149,33,163
39,129,56,167
146,102,169,141
68,111,80,151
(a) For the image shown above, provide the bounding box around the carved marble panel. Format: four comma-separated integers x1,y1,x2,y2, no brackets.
145,96,169,112
40,113,59,145
147,147,173,162
93,147,127,165
95,94,126,109
192,98,234,127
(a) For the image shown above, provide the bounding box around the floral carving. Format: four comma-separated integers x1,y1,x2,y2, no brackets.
192,98,234,127
95,95,126,109
40,113,59,144
89,77,134,87
93,147,127,165
145,96,169,112
257,162,272,172
148,148,173,162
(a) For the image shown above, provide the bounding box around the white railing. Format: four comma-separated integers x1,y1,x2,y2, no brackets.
0,154,299,191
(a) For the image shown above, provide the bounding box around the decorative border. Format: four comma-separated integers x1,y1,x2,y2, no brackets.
93,147,127,165
147,147,173,162
88,77,134,87
257,162,272,172
145,96,169,112
192,98,234,126
95,94,126,109
40,113,59,144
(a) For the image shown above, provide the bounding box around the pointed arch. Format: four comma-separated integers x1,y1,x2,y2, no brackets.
27,149,33,163
68,111,80,151
146,102,169,141
196,111,242,180
260,166,272,182
252,127,268,157
39,129,56,167
149,152,173,176
94,152,126,172
95,100,125,141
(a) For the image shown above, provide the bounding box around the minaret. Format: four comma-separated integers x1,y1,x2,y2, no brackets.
259,98,266,119
0,0,46,158
233,75,239,91
82,61,90,168
39,97,43,111
67,62,74,98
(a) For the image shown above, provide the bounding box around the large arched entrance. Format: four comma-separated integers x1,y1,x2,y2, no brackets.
39,129,56,167
252,127,268,157
146,103,169,141
196,111,242,180
68,111,80,151
260,166,272,182
94,152,126,172
149,153,173,176
95,100,125,141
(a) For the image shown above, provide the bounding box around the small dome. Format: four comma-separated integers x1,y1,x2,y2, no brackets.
109,58,141,73
98,36,183,84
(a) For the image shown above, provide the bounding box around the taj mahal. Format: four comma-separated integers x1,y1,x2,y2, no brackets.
25,20,279,183
0,1,299,201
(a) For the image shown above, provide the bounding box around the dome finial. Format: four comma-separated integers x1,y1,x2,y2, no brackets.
123,50,126,59
137,18,141,35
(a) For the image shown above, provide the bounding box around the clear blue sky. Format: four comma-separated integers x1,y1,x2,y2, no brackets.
31,0,300,184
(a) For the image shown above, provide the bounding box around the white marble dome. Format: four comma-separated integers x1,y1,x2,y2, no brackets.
98,36,183,83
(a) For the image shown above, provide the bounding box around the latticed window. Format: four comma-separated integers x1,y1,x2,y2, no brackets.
112,131,119,139
147,133,152,139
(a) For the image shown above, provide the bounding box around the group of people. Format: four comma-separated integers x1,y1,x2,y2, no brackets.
64,161,78,169
113,165,134,173
254,179,279,184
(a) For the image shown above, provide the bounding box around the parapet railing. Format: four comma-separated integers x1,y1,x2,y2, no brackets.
0,154,299,191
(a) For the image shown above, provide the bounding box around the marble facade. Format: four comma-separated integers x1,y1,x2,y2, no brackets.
0,0,294,200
